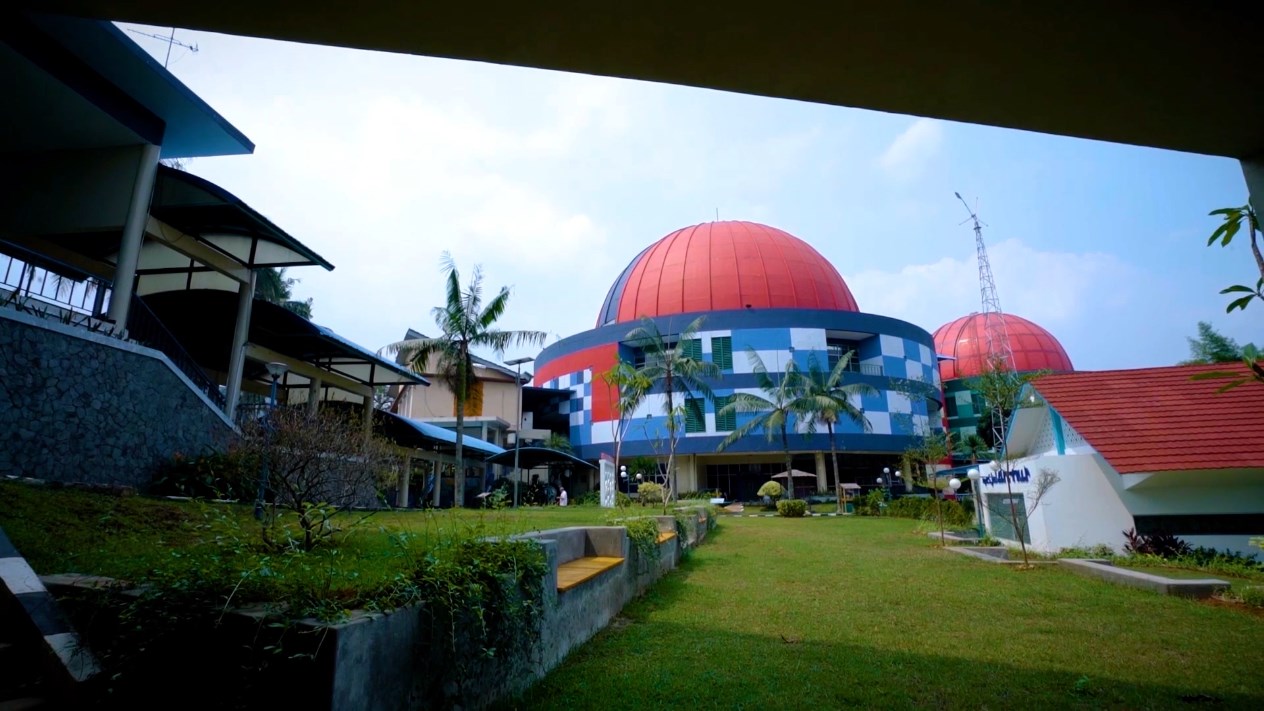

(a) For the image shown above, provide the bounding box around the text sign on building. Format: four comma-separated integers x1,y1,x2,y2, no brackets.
599,454,616,508
982,467,1032,486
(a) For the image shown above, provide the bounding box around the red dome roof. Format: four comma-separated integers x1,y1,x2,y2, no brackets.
934,313,1074,381
597,221,858,326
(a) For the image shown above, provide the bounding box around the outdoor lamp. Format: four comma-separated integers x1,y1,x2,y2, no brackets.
883,467,890,476
966,468,984,538
256,362,289,521
620,465,627,479
876,477,883,485
949,478,961,491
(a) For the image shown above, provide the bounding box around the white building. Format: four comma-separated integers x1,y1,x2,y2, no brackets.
977,363,1264,557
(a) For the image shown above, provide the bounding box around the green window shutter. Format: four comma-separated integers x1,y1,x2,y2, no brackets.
711,336,732,370
685,398,705,433
680,338,702,361
715,395,735,432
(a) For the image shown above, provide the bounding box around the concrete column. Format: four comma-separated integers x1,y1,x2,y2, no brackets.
105,143,161,328
433,453,444,507
1243,158,1264,211
362,395,374,445
815,451,828,493
397,454,412,508
307,377,322,416
223,270,257,420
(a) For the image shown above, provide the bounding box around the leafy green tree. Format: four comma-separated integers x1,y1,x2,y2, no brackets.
626,316,719,502
255,267,313,319
797,352,876,513
383,254,546,507
1181,321,1247,364
600,359,650,476
1196,206,1264,389
716,350,807,500
901,432,953,544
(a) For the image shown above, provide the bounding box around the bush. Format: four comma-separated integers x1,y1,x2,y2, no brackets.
776,499,807,518
574,490,632,507
150,447,258,500
883,496,975,528
1232,586,1264,608
677,490,723,500
1123,528,1193,558
1057,544,1116,559
757,481,783,499
856,489,885,516
637,482,664,505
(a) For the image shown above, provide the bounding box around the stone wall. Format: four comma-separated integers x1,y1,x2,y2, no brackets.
0,309,234,486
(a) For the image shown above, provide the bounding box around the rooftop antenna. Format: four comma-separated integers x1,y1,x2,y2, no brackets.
127,27,198,68
715,208,720,221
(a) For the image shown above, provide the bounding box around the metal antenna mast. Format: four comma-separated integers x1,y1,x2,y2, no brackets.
126,28,198,68
956,192,1014,375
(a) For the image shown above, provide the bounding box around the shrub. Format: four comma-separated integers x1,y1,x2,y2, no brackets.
1123,528,1193,558
856,489,885,516
150,447,257,500
574,490,632,507
677,490,724,500
776,499,807,518
239,408,397,551
637,482,664,505
1057,544,1116,559
757,481,783,500
1232,586,1264,608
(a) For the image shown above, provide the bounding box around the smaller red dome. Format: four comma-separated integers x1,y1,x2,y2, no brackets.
934,313,1073,381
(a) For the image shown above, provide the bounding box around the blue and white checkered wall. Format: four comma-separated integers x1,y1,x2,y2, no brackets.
546,326,942,447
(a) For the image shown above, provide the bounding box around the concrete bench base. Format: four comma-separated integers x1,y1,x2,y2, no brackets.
556,557,625,592
1058,559,1230,598
655,532,676,545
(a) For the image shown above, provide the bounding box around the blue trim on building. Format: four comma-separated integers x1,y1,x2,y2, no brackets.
1051,408,1066,455
538,308,936,369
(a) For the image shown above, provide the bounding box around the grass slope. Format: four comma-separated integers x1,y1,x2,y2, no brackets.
510,517,1264,710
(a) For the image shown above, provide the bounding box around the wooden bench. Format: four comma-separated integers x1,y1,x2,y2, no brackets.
556,556,624,592
655,531,677,544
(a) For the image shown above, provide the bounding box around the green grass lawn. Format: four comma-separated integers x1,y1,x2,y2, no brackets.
0,481,626,603
509,516,1264,710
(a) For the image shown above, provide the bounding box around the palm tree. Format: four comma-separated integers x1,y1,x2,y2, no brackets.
960,433,990,465
383,253,546,507
600,359,650,475
716,350,807,500
255,267,314,319
798,352,876,513
626,316,719,502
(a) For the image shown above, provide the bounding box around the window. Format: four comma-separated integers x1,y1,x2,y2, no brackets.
680,338,702,361
714,395,735,432
1134,514,1264,536
711,336,733,370
827,338,860,371
684,397,705,433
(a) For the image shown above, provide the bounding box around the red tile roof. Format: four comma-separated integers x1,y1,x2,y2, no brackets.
1032,363,1264,474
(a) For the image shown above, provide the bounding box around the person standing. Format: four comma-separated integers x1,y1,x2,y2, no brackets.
559,487,569,507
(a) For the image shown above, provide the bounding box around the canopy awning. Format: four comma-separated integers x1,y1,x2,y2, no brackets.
374,410,505,460
483,446,595,470
143,289,426,389
149,166,334,271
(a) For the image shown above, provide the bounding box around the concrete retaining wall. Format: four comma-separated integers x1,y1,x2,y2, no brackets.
1058,559,1230,598
0,308,234,486
310,508,713,710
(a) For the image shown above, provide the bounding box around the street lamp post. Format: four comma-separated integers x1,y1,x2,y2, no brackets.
967,468,984,539
256,361,288,521
506,356,534,509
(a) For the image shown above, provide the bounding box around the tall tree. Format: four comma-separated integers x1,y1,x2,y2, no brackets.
1197,206,1264,389
716,350,807,500
256,267,313,319
959,433,990,465
1181,321,1246,364
626,316,719,502
383,254,546,507
797,352,876,513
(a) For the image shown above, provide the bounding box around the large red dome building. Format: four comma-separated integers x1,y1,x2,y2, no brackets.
597,221,859,326
933,312,1074,453
534,220,944,501
933,312,1074,381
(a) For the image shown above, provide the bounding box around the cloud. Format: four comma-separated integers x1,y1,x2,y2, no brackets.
843,239,1149,367
877,118,943,178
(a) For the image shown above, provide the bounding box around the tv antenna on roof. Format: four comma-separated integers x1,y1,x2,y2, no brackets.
127,28,198,68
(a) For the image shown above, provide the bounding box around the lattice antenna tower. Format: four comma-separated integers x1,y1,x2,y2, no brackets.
127,28,198,68
956,192,1016,455
955,192,1014,374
